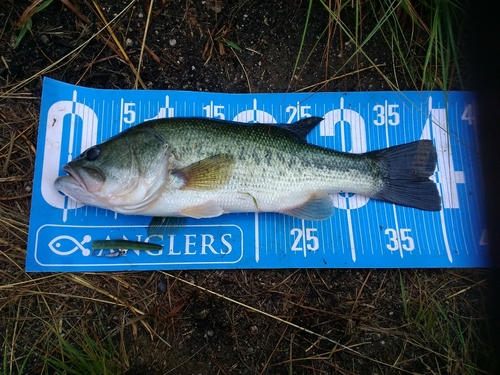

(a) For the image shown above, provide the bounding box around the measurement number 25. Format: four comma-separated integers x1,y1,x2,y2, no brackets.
291,228,319,252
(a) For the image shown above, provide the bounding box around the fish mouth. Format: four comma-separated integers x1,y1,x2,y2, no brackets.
60,164,86,189
59,164,105,193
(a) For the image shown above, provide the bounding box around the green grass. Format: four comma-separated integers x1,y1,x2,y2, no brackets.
42,318,127,375
14,0,55,49
2,329,32,375
399,271,488,375
1,312,127,375
293,0,465,91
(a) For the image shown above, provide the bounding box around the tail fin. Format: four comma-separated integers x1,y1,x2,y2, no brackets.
367,140,441,211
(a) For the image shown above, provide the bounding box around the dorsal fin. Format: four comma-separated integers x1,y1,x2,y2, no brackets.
281,117,323,141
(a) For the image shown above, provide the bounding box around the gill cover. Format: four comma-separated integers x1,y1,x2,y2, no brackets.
55,126,170,213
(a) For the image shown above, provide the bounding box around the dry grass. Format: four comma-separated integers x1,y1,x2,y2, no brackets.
0,0,492,374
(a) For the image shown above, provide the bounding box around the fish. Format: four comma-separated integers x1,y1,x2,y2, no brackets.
54,116,441,222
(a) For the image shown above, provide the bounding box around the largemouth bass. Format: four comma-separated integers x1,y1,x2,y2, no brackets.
54,117,441,220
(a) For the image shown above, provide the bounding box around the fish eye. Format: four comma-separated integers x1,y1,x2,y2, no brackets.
85,147,100,161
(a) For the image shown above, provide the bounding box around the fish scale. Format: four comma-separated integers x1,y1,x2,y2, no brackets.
147,119,379,213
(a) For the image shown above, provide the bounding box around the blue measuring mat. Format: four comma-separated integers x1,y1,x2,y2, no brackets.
26,78,488,271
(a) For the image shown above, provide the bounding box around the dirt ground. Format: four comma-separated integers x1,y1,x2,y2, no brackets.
0,1,494,374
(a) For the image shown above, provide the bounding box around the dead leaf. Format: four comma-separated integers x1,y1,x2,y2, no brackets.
16,0,46,29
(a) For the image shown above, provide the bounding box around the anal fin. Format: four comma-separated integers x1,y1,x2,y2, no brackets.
180,200,224,218
281,191,334,221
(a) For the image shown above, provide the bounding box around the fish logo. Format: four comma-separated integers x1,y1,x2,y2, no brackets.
48,234,92,256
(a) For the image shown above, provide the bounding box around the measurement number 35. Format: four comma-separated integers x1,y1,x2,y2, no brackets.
385,228,415,252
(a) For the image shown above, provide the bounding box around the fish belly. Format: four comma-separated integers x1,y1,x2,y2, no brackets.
136,187,317,217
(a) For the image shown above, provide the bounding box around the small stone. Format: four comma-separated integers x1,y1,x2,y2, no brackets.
157,280,167,293
39,35,50,45
169,39,177,47
198,309,210,319
125,38,133,47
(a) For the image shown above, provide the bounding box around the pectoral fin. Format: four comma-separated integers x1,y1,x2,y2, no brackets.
180,200,224,218
281,191,334,220
173,154,235,191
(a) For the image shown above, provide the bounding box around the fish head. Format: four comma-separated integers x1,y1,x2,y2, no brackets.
54,127,170,213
